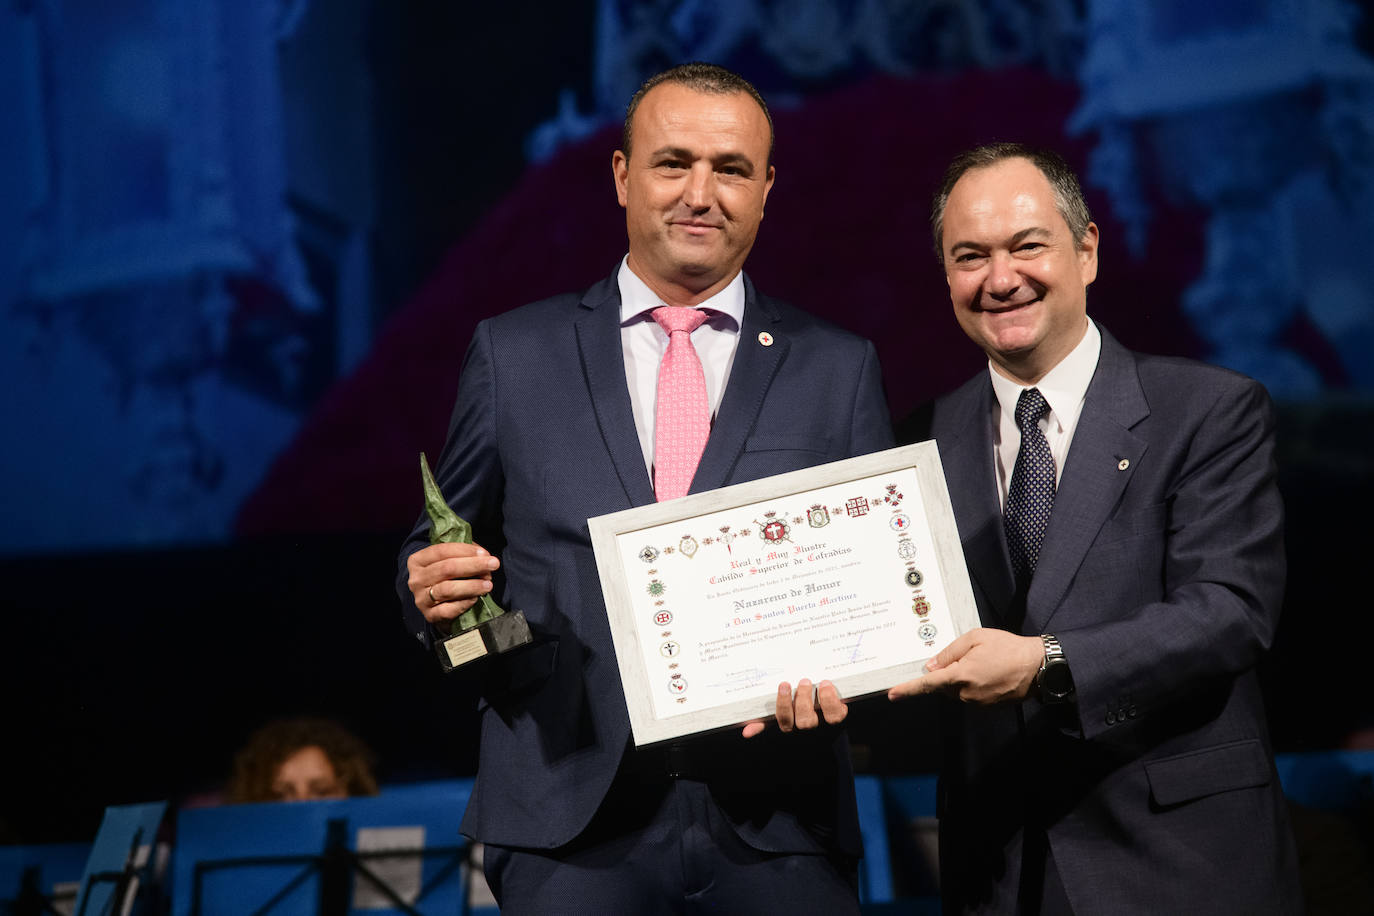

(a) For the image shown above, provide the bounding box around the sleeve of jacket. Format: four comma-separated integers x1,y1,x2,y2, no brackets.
395,321,506,648
847,340,896,457
1063,376,1285,740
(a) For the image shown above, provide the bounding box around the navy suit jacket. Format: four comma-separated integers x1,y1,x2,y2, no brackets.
398,270,893,854
902,325,1301,914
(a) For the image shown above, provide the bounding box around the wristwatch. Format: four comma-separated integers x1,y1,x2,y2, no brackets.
1036,634,1075,702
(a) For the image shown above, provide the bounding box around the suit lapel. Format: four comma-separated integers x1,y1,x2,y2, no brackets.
573,276,656,508
1025,329,1150,632
937,377,1018,628
688,277,786,494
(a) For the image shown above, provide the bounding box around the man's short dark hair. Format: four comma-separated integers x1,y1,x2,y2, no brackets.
930,142,1092,260
621,62,774,167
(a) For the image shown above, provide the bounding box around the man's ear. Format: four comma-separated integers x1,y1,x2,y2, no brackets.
760,164,776,217
1078,221,1100,287
613,150,630,208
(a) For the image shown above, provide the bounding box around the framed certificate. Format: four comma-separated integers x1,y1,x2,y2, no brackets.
589,441,979,746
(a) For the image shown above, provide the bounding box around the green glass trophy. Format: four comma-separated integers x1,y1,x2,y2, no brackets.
421,453,532,672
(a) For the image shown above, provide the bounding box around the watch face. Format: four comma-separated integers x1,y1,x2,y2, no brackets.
1041,661,1075,698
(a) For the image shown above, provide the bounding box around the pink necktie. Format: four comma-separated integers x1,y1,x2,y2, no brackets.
652,306,710,501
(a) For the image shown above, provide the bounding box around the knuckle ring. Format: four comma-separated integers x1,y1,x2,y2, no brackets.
428,585,439,606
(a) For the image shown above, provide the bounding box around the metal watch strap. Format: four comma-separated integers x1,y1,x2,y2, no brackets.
1037,633,1074,701
1041,634,1065,668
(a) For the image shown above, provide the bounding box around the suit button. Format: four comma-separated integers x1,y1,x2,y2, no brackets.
1106,711,1117,725
1127,706,1138,719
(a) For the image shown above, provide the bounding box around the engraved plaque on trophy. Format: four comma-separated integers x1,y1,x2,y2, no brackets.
420,453,533,672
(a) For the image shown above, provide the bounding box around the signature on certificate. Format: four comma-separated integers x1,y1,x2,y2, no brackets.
706,667,784,692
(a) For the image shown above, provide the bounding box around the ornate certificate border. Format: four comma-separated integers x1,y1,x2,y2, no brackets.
589,441,979,746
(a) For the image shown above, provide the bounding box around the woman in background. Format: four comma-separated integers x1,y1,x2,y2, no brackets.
228,717,378,803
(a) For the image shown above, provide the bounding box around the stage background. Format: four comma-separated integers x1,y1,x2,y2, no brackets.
2,0,1371,840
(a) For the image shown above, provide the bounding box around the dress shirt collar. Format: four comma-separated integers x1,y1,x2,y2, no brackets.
988,318,1101,428
616,256,745,330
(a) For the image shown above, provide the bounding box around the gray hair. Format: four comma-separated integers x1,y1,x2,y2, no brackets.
931,142,1091,260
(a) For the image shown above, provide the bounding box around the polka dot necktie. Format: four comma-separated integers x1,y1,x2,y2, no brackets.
1004,387,1056,585
652,306,710,502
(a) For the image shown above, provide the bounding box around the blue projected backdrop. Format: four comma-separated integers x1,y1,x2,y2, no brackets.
2,0,1371,555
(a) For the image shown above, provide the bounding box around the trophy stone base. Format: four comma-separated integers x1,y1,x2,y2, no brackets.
436,610,533,673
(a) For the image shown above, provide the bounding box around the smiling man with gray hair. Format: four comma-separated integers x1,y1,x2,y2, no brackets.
888,142,1301,914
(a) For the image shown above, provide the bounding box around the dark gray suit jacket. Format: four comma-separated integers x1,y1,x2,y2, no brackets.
398,270,893,855
904,325,1301,914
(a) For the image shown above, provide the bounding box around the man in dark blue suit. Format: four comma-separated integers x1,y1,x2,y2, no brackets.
890,144,1302,913
397,63,891,912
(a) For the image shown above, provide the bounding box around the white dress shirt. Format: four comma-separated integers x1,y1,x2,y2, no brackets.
989,319,1102,509
618,257,745,476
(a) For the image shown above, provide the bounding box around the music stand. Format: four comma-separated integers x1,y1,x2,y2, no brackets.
172,780,482,916
71,801,168,916
0,842,90,916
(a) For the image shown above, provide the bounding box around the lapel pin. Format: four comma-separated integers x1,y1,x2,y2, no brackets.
757,331,774,346
1117,458,1130,471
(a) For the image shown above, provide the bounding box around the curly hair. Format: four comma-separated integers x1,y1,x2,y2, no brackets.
227,717,378,803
